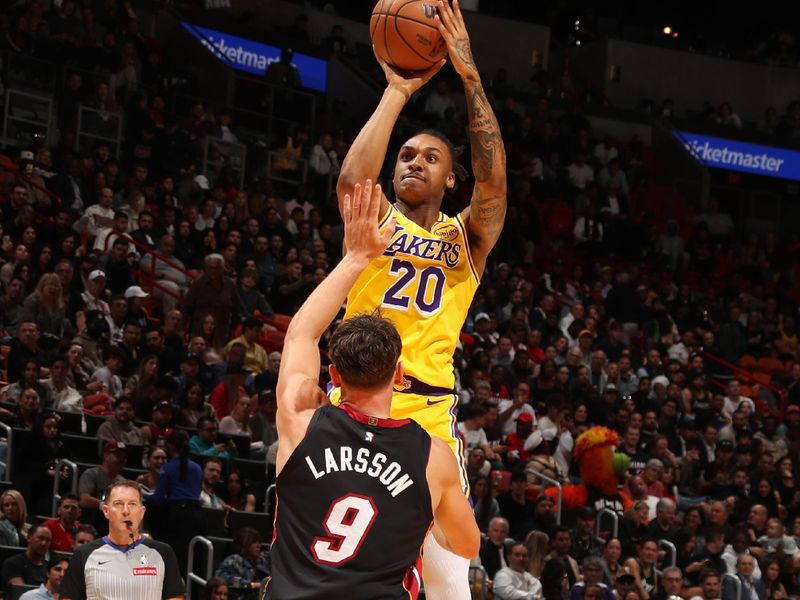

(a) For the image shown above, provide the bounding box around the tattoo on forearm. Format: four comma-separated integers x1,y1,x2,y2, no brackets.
465,82,505,184
455,38,477,73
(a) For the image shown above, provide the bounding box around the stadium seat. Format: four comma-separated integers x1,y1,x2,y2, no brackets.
125,444,145,468
10,428,34,476
121,467,147,480
739,355,759,371
740,385,755,398
229,510,273,539
55,411,83,434
232,458,266,481
269,314,293,332
62,434,102,463
245,479,267,511
84,413,107,437
217,433,251,459
76,462,100,478
201,507,227,538
758,357,786,375
206,536,234,572
31,514,52,525
748,372,771,386
0,544,24,566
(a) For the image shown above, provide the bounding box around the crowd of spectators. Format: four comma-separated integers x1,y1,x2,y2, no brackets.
1,1,800,599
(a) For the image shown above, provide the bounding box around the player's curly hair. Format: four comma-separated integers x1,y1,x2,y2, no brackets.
329,311,402,389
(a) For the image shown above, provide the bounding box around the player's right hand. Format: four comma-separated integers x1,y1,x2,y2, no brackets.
342,179,396,264
373,46,446,101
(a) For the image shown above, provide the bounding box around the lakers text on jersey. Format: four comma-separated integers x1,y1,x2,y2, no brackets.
345,206,479,393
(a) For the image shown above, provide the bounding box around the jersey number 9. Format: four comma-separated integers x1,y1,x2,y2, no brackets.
311,494,378,566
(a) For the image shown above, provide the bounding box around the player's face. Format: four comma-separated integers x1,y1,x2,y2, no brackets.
393,134,455,206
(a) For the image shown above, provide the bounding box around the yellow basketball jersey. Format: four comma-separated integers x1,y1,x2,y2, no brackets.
344,205,479,392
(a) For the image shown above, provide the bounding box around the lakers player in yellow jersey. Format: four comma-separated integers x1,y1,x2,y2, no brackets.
335,2,506,598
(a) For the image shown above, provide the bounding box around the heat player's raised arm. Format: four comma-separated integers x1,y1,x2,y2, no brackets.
336,53,445,219
427,436,480,559
276,181,395,472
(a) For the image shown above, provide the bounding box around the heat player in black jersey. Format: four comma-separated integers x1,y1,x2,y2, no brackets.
264,180,479,600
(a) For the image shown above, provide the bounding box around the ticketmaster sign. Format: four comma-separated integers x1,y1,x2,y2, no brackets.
181,22,327,92
676,130,800,182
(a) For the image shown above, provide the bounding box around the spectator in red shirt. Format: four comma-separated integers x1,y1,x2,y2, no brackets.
209,361,248,419
504,412,543,467
42,493,81,552
141,401,175,445
525,330,546,364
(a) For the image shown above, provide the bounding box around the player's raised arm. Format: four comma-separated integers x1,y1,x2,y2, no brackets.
436,0,507,272
276,181,396,468
336,54,445,216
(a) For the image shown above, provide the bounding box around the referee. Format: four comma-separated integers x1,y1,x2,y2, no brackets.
59,480,184,600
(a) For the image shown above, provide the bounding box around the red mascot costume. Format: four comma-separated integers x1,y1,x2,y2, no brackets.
546,426,632,515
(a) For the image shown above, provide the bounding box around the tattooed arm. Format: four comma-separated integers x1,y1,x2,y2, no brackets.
436,0,506,272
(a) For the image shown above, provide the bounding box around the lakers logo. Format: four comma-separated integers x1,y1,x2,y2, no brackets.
394,377,412,392
431,223,459,241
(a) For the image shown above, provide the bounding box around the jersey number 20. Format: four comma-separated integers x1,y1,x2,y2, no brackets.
382,259,446,316
311,494,378,566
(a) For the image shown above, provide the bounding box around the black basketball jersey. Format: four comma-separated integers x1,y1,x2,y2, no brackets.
265,403,433,600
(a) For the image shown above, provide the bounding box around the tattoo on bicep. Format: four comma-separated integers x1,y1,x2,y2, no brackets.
472,192,506,232
466,84,505,183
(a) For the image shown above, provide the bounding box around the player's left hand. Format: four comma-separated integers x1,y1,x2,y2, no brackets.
342,179,396,264
435,0,479,81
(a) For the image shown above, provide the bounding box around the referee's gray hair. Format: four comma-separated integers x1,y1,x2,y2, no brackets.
204,253,224,267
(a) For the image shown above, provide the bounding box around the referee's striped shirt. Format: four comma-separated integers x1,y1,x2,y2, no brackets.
59,536,183,600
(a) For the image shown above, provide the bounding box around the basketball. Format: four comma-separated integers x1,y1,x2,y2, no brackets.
371,0,447,73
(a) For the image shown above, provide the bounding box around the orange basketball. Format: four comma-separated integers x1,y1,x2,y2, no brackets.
370,0,446,73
